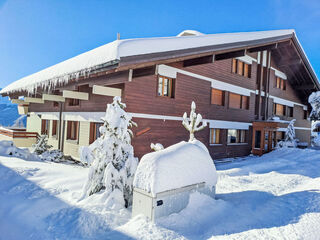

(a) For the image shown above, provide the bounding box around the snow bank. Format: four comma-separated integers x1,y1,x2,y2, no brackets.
0,140,38,161
133,140,217,196
1,29,295,94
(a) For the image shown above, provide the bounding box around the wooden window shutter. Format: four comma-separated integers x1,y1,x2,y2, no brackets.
237,61,244,75
211,88,224,106
89,123,95,144
232,59,237,73
244,64,249,77
229,93,241,109
67,121,72,139
241,96,249,109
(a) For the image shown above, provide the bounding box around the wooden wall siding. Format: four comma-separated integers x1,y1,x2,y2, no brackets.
131,117,251,159
124,73,256,123
169,59,258,91
269,69,303,103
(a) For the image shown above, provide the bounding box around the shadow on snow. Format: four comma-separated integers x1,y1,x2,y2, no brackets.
0,164,133,240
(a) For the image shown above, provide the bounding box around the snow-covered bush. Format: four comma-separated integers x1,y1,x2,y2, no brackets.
182,101,207,141
32,135,52,155
40,149,65,162
277,119,297,148
309,91,320,120
0,140,38,161
81,97,138,208
150,143,164,151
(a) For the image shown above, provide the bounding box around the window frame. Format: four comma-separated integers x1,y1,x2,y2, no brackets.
52,120,58,137
157,75,175,98
227,129,247,144
210,128,221,145
275,77,286,90
41,119,50,135
66,121,79,142
229,93,249,110
231,59,251,78
89,122,103,144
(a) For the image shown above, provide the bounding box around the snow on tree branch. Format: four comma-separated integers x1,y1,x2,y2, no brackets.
80,96,138,208
182,101,207,141
309,91,320,120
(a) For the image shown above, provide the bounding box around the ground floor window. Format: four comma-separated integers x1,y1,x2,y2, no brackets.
276,131,285,142
41,119,50,135
210,128,221,144
52,120,58,137
89,122,103,144
228,129,246,144
67,121,79,141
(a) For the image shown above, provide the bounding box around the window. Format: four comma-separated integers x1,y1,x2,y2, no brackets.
229,93,249,110
211,88,224,106
89,122,103,144
158,76,175,98
254,130,261,149
68,98,80,106
52,120,58,137
67,121,79,141
227,129,246,144
41,120,50,135
273,103,286,116
232,59,251,78
53,101,59,108
288,107,294,117
210,129,221,144
275,77,286,90
304,110,308,120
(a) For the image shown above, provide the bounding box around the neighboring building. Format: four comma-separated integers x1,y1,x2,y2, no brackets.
1,29,319,160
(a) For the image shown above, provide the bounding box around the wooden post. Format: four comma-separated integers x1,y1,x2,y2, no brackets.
58,102,64,151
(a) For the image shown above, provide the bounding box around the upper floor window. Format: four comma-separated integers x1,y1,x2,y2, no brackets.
273,103,286,116
232,59,251,78
229,93,249,110
211,88,225,106
157,75,175,98
288,107,294,118
68,98,80,106
52,120,58,137
228,129,246,144
67,121,79,141
275,77,286,90
210,128,221,144
89,122,103,144
41,119,50,135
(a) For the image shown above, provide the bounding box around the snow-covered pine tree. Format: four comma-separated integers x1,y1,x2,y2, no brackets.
32,135,52,155
182,101,207,141
309,91,320,120
285,119,296,142
81,96,138,207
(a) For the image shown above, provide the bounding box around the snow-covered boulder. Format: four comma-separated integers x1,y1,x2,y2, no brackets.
132,140,217,221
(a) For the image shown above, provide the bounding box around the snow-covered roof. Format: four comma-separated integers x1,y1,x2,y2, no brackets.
1,29,307,95
133,140,218,196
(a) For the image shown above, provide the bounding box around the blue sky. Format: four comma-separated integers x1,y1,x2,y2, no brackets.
0,0,320,88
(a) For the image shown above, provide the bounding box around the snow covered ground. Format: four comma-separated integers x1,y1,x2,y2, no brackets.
0,147,319,240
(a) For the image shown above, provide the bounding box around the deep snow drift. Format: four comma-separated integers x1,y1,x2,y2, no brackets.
0,147,320,239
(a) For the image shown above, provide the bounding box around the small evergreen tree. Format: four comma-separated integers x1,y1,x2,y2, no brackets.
81,97,138,207
278,119,297,148
182,101,207,141
32,135,52,155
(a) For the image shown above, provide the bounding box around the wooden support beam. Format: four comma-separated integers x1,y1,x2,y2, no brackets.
92,85,122,97
128,69,133,82
24,97,44,104
62,90,89,100
215,50,245,61
248,44,277,53
11,99,29,105
42,94,65,102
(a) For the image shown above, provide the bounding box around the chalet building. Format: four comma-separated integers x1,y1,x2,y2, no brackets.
1,29,319,160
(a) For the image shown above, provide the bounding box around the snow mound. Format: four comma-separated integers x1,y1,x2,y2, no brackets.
133,140,217,196
0,141,38,161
